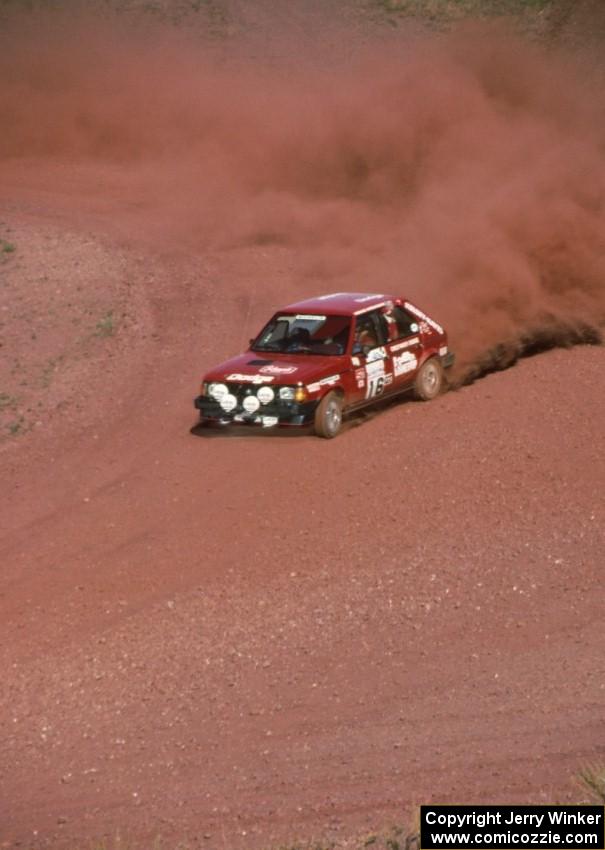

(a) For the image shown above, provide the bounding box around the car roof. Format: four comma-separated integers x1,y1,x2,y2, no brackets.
280,292,400,317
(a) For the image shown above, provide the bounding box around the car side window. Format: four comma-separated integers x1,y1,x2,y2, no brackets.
353,310,387,354
391,306,419,339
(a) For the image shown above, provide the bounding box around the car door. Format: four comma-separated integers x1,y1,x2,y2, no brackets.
350,309,394,406
384,304,423,391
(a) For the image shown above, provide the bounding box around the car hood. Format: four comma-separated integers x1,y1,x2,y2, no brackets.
203,351,346,386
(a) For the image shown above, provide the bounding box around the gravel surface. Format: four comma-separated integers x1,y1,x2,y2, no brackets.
1,6,604,848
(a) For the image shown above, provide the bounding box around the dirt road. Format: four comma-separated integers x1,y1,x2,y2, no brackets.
1,7,604,848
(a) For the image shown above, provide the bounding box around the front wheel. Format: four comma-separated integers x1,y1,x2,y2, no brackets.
314,391,343,439
414,358,444,401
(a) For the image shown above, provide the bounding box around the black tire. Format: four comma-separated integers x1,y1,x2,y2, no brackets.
414,357,444,401
314,391,343,439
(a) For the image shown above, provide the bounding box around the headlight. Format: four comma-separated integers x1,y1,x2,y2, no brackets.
257,386,275,405
294,386,307,403
279,386,295,401
209,382,228,401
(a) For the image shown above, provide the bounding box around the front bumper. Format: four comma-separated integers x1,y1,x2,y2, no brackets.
194,395,317,428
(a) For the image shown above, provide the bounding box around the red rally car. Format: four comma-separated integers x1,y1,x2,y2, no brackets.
194,292,454,438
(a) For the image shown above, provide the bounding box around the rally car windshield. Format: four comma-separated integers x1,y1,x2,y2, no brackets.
251,314,351,355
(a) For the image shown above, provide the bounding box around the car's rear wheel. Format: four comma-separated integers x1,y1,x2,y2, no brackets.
414,357,444,401
314,391,343,439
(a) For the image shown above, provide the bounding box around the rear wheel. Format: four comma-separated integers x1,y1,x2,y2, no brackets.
414,358,444,401
314,391,343,439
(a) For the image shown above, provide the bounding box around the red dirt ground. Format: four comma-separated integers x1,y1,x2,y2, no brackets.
1,7,604,849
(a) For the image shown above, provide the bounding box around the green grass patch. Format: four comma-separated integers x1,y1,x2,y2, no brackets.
0,392,18,411
7,415,26,436
95,311,116,338
40,356,62,388
578,763,605,803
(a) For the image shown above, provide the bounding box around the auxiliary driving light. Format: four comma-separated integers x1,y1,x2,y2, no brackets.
243,395,261,414
209,382,228,401
219,393,237,412
257,386,275,405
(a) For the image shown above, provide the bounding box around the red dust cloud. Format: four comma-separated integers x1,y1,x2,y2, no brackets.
1,9,604,378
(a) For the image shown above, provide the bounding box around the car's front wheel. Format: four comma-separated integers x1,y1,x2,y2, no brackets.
414,357,444,401
314,391,343,439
